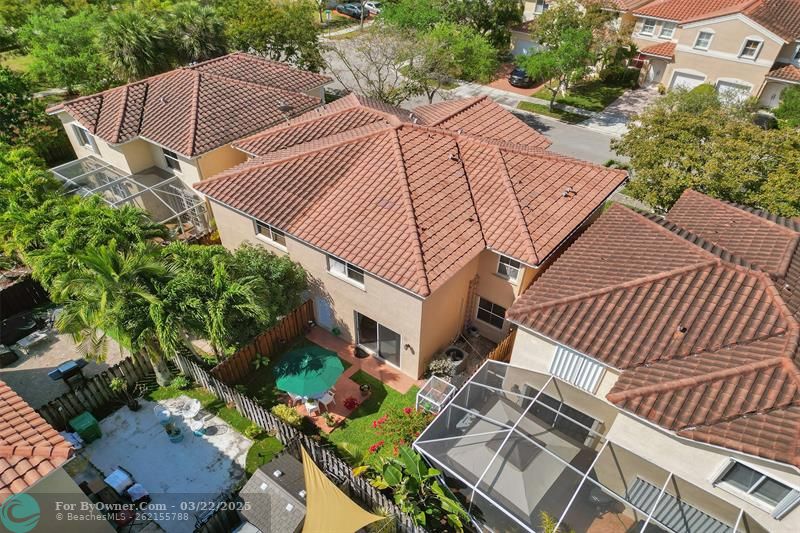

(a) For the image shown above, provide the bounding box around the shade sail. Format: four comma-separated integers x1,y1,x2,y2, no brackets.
274,345,344,397
301,447,383,533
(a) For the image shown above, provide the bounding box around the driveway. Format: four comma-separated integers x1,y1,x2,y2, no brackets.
578,86,660,135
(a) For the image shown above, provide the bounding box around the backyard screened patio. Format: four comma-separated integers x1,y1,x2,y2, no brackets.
50,155,211,240
414,360,768,533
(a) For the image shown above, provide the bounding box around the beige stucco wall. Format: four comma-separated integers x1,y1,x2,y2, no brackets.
197,145,248,182
26,467,115,532
633,15,784,97
608,414,800,532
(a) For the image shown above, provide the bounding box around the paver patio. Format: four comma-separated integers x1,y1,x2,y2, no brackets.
81,396,250,533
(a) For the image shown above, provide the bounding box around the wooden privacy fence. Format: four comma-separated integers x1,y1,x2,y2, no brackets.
210,299,315,384
37,353,154,430
174,352,424,533
488,327,517,363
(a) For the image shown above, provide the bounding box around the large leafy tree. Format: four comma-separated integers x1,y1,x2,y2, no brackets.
613,89,800,215
775,86,800,129
443,0,523,51
219,0,323,72
381,0,446,30
517,27,594,108
18,5,113,94
406,23,498,104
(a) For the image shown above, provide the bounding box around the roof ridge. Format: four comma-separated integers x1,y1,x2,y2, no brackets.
494,146,540,264
521,259,721,314
198,124,397,189
187,71,202,157
233,97,395,152
607,355,788,404
425,96,487,126
389,130,431,295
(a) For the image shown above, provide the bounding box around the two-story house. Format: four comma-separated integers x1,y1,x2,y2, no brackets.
46,53,330,240
632,0,800,107
416,190,800,532
195,94,627,379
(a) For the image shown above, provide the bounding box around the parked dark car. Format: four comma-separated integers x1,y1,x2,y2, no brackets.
508,67,535,88
335,3,364,18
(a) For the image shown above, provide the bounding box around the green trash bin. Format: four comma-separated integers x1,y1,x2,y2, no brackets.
69,412,101,443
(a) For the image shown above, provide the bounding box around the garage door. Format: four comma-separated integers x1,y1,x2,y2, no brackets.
670,71,705,91
717,81,751,102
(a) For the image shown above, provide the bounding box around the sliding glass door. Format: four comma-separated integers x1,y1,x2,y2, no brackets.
355,312,401,367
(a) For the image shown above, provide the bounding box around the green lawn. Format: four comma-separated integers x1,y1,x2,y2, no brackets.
532,79,629,112
517,101,587,124
240,338,351,409
326,370,420,465
147,385,284,476
0,51,34,73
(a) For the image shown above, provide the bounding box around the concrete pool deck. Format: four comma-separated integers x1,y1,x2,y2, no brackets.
82,396,251,533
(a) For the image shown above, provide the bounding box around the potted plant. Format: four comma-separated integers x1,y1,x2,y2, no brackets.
164,422,184,443
109,377,141,411
322,412,337,428
360,383,371,396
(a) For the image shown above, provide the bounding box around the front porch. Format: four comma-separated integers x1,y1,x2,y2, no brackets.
49,155,211,240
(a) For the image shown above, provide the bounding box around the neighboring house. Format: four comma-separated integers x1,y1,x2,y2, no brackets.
0,381,112,531
473,190,800,532
46,53,330,239
195,93,627,379
632,0,800,107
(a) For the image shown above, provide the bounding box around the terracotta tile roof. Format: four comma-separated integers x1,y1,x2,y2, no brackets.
0,381,72,501
640,41,677,59
197,120,624,296
507,193,800,467
768,62,800,83
746,0,800,41
47,53,329,157
634,0,761,23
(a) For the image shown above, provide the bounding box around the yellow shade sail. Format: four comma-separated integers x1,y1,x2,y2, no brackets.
301,446,385,533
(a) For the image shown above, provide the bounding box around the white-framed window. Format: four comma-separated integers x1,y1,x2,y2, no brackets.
793,44,800,63
496,255,521,282
162,148,181,172
694,31,714,50
659,22,676,39
739,38,763,60
254,221,287,249
534,0,549,14
327,255,365,286
476,297,506,329
640,18,656,36
715,460,800,518
72,125,98,153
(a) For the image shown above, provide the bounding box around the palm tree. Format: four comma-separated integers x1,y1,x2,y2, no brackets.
53,241,177,385
100,10,172,81
171,1,228,64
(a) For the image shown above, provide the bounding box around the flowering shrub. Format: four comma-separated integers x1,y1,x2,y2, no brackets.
343,397,360,410
369,406,433,455
369,440,385,453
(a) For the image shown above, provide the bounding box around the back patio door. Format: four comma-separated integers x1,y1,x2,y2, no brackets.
355,312,401,367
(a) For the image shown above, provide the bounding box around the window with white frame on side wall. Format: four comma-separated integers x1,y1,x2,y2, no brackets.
714,459,800,519
72,124,98,153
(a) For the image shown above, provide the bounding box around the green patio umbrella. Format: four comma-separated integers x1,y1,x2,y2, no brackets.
273,345,345,398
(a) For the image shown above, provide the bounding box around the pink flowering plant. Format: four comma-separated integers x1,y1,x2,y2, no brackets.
368,406,433,456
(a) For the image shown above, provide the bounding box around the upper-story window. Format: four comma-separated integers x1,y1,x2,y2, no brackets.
694,31,714,50
534,0,549,14
659,22,676,39
739,39,763,60
640,18,656,36
328,255,365,286
476,297,506,329
255,221,287,249
715,460,800,518
73,125,98,153
162,148,181,172
496,255,521,282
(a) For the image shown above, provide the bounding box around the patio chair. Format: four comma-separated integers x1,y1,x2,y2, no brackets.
304,399,320,416
287,392,303,406
319,391,335,411
183,399,202,419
